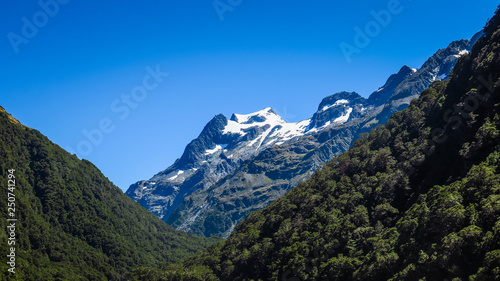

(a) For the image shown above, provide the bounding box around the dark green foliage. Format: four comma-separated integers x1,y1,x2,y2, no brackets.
134,263,219,281
0,108,218,280
135,5,500,281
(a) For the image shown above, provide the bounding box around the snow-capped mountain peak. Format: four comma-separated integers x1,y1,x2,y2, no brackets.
307,91,366,130
224,107,288,137
224,107,310,148
230,107,285,124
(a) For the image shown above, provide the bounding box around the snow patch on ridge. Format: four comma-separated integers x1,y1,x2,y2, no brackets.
307,107,353,134
168,170,184,180
454,49,469,58
205,144,227,155
333,107,353,124
321,99,349,112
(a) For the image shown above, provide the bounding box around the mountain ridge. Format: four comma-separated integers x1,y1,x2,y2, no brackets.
128,32,480,238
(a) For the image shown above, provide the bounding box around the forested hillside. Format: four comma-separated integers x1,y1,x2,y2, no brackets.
0,107,218,280
134,5,500,281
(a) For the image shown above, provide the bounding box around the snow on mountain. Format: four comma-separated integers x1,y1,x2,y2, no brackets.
333,107,353,124
307,91,366,131
168,170,184,180
223,107,310,151
320,99,349,112
126,96,366,222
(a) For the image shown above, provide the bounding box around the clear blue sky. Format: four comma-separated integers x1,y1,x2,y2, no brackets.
1,1,498,191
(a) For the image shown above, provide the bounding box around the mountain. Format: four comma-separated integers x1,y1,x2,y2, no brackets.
366,65,417,107
127,32,476,237
128,33,479,239
126,107,311,220
371,37,477,125
0,107,218,280
134,5,500,281
166,92,370,237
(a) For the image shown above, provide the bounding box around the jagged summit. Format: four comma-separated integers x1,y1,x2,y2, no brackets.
316,91,365,111
308,91,365,130
372,38,475,125
367,65,417,107
230,107,284,124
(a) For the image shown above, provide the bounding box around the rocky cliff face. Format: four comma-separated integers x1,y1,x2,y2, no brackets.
127,34,480,238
